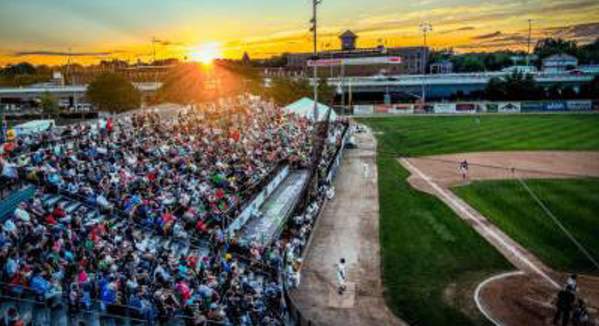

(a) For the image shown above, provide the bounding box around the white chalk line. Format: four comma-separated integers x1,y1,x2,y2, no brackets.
400,158,560,290
474,271,525,326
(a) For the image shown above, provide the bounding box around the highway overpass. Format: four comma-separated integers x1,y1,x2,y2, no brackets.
0,82,162,109
326,72,596,101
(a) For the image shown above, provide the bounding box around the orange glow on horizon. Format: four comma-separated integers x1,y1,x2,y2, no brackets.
188,42,222,65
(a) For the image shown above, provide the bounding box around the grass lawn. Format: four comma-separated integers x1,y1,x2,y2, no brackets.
378,157,511,325
361,114,599,157
360,114,599,325
453,178,599,274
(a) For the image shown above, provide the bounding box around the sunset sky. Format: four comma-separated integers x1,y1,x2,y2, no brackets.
1,0,598,66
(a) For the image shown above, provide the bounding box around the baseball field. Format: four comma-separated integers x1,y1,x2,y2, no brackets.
360,114,599,325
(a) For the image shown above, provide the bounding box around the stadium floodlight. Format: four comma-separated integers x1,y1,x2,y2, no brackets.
311,0,322,122
419,22,432,106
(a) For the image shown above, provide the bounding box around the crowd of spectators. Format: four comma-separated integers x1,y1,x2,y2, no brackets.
0,96,348,325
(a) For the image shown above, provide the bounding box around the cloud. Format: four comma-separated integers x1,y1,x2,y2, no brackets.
542,0,599,12
153,39,184,47
439,26,475,34
14,50,113,57
542,22,599,40
473,31,502,40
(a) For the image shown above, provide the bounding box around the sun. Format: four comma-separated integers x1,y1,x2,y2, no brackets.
189,42,222,64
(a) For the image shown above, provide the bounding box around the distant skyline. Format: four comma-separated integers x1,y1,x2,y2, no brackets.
1,0,598,66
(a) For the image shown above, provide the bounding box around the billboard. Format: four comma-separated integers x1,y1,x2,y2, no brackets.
456,103,478,113
544,101,567,111
486,103,498,113
353,105,374,115
497,102,521,113
521,101,545,112
375,105,392,113
308,56,402,67
389,104,414,114
433,103,457,114
566,100,592,111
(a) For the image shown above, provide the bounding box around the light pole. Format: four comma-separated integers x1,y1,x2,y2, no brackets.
419,22,432,107
526,19,533,67
310,0,322,122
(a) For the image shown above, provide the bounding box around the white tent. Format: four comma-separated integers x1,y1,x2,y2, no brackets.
283,98,337,122
14,119,55,136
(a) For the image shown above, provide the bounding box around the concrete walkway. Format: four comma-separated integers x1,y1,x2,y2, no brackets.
290,126,404,326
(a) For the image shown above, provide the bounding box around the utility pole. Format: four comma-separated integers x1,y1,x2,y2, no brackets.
310,0,322,122
151,37,158,64
419,22,432,108
526,19,532,67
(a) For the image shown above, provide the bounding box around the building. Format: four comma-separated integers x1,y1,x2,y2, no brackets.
340,30,358,51
430,60,453,74
286,30,429,77
542,53,578,73
501,65,537,74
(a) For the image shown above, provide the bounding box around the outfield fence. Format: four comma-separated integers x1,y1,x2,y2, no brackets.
349,99,599,116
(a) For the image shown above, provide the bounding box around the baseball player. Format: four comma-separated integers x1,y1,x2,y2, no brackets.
459,160,469,181
336,258,347,295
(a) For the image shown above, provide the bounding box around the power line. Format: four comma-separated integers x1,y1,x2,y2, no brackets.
517,177,599,271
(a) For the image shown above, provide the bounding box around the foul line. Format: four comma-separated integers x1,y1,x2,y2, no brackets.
400,158,560,289
474,271,525,326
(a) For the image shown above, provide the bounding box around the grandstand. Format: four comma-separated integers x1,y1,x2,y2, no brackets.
0,95,349,325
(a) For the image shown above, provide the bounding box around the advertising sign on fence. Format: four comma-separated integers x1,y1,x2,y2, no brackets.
456,103,478,113
566,100,592,111
486,103,498,113
498,102,521,113
375,105,392,113
521,101,544,112
433,103,457,114
353,105,374,115
389,104,414,114
544,101,567,111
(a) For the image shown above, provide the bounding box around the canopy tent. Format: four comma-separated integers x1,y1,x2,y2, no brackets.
283,98,337,122
14,119,55,136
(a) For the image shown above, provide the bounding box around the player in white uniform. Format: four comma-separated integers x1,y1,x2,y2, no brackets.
336,258,347,295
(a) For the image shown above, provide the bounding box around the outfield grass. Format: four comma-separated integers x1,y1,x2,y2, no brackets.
362,114,599,157
360,114,599,325
453,178,599,274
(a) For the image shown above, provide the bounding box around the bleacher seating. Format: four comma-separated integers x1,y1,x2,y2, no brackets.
0,186,35,222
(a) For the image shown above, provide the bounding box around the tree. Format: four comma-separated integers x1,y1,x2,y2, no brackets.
0,62,36,76
578,38,599,64
580,76,599,99
485,71,544,100
534,38,578,63
86,73,141,113
263,77,334,106
39,92,59,119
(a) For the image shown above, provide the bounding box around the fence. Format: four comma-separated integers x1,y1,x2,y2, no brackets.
350,99,599,116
